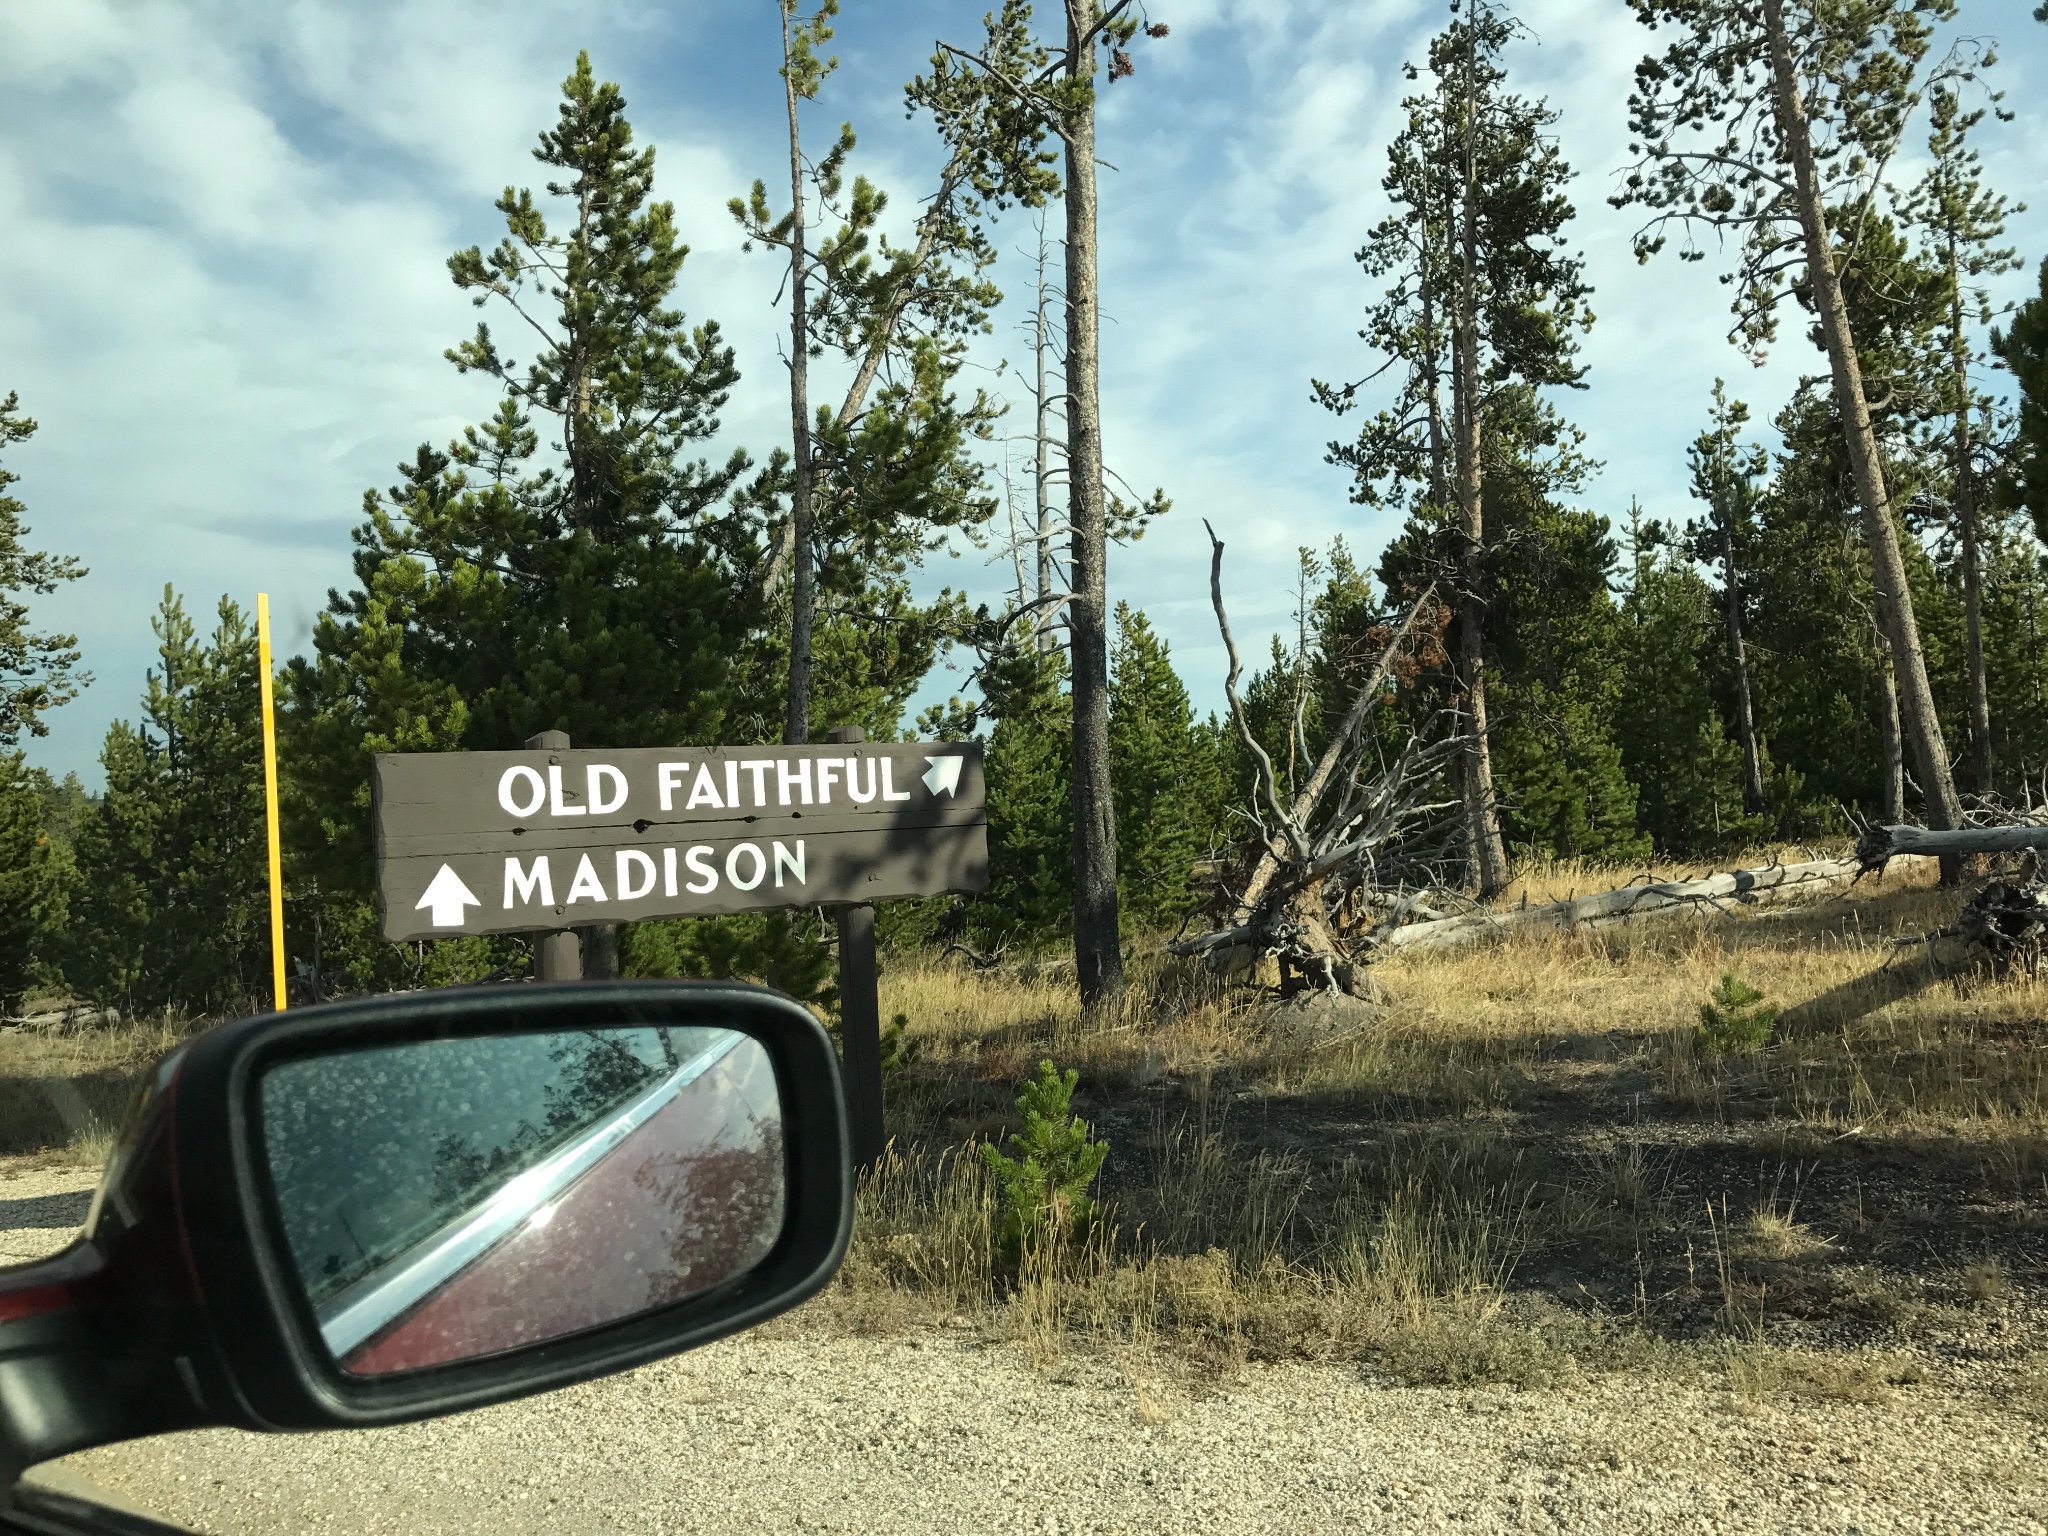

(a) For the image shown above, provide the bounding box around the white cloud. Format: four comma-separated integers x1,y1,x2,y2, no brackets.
4,0,2047,777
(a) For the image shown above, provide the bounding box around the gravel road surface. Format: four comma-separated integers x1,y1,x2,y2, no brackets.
0,1162,97,1265
45,1327,2048,1535
9,1163,2047,1534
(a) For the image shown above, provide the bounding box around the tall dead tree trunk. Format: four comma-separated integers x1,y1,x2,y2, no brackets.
1762,0,1963,857
781,5,817,748
1032,215,1061,653
1721,519,1768,815
1063,1,1121,1010
1876,635,1906,826
1450,32,1510,899
1945,249,1995,795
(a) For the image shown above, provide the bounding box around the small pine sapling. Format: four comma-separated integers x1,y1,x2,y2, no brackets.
878,1011,921,1076
980,1059,1109,1270
1695,972,1777,1058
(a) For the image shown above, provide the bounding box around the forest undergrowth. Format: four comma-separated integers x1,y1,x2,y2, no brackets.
815,851,2048,1415
4,850,2045,1417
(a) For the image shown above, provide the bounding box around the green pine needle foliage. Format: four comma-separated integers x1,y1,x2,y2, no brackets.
1109,603,1228,932
980,1060,1109,1271
623,912,837,1015
60,587,272,1016
1695,972,1777,1059
0,753,41,1009
879,1012,921,1076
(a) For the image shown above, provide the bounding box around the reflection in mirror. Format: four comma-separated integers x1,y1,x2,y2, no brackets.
259,1025,784,1376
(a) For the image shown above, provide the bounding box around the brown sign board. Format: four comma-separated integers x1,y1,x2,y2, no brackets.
372,743,987,943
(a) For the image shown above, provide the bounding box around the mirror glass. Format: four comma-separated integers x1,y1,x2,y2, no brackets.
258,1024,784,1376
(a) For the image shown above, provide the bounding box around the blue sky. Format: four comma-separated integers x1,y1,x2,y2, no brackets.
4,0,2046,784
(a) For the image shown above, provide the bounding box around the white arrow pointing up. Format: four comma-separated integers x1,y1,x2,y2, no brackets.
415,864,482,928
922,754,964,797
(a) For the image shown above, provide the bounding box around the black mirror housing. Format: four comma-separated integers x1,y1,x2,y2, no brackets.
1,982,851,1492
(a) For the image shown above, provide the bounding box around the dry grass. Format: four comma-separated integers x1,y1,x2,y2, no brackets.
8,852,2044,1403
0,1012,199,1160
879,851,2044,1133
857,851,2048,1391
1722,1342,1922,1404
835,1129,1572,1384
1962,1257,2009,1303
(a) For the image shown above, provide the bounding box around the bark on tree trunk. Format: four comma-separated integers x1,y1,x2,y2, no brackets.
1947,259,1994,796
1034,217,1059,653
1722,522,1768,815
782,9,816,747
1877,637,1906,826
1273,881,1377,1000
1063,8,1122,1011
1451,69,1509,899
1958,469,1992,794
1762,0,1963,858
1860,820,2048,867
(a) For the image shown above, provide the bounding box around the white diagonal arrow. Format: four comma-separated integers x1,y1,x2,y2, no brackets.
415,864,481,928
921,754,964,797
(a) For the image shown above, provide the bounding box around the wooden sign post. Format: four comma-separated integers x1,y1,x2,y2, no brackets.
370,735,987,1170
521,730,583,982
826,725,885,1170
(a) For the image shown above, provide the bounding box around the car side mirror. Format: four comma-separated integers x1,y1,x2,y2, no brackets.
0,982,852,1497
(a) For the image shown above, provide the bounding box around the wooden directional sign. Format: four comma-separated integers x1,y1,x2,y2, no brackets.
372,742,987,943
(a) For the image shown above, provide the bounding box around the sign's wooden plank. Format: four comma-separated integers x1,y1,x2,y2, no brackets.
374,744,981,834
377,824,987,941
379,814,985,864
371,743,987,942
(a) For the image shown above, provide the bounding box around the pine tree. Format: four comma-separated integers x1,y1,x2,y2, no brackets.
1980,526,2048,784
1232,548,1336,806
65,589,268,1015
1108,604,1223,933
977,643,1073,946
1617,515,1761,856
1369,388,1629,862
0,753,40,1010
285,56,754,938
1696,972,1777,1057
1740,399,1884,824
910,2,1172,1008
1994,259,2048,554
734,2,1002,745
1683,382,1772,815
621,910,838,1012
1899,72,2021,794
0,392,88,1010
1488,493,1647,865
1315,1,1592,896
1616,0,1969,857
0,393,88,750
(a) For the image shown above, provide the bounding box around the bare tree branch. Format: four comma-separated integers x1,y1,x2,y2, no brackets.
1206,520,1307,862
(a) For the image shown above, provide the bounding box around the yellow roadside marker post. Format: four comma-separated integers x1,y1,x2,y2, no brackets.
257,594,287,1012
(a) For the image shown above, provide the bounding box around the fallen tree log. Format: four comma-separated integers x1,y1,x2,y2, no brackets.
1856,821,2048,874
1376,857,1867,954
